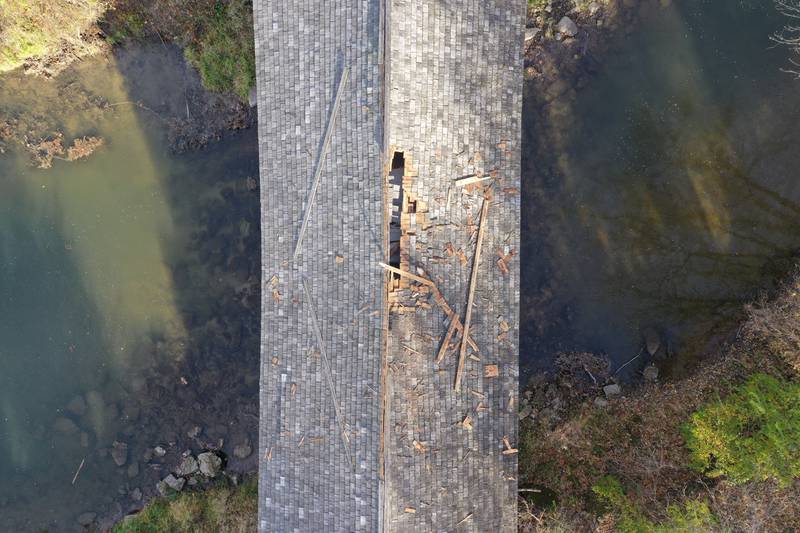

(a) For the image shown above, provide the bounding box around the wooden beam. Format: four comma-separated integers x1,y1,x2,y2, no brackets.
378,262,434,287
455,198,489,391
435,314,459,364
293,66,350,261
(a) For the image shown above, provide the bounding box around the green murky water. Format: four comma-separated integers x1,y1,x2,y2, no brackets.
521,0,800,376
0,47,259,531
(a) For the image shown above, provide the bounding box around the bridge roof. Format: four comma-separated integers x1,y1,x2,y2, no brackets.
255,0,522,530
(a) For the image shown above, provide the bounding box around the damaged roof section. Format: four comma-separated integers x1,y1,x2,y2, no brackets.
381,0,524,530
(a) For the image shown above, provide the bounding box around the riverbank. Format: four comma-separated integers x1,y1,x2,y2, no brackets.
518,268,800,531
0,0,255,158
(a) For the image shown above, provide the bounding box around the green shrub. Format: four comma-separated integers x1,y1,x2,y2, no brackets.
184,0,255,101
593,476,717,533
106,12,147,46
683,373,800,485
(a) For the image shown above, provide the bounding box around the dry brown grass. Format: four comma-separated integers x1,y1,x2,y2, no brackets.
0,0,109,75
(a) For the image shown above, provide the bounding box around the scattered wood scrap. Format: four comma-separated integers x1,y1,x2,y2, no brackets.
502,436,518,455
455,198,489,391
435,315,459,364
454,175,491,187
484,364,499,378
378,262,434,287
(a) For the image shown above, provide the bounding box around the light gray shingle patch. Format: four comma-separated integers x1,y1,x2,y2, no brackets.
383,0,524,531
254,0,384,531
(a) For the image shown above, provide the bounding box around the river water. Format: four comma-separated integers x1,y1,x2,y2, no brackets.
521,0,800,378
0,46,259,531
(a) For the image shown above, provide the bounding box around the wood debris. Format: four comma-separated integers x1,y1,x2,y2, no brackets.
454,175,491,187
462,414,473,431
335,254,345,264
290,382,297,399
412,440,427,453
455,513,474,526
404,507,417,514
484,364,499,378
502,436,518,455
455,198,489,391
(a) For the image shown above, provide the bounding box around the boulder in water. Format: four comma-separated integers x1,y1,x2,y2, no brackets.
175,455,199,477
198,451,223,477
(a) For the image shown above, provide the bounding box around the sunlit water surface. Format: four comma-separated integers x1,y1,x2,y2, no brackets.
521,0,800,377
0,47,258,531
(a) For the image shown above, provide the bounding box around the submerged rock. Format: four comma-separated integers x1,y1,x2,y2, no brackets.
127,461,140,478
111,441,128,467
198,451,223,477
233,441,252,459
643,327,661,356
53,417,79,434
66,395,87,416
130,487,142,502
76,512,96,526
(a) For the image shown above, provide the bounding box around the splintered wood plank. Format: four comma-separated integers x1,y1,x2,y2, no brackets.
455,198,489,392
435,314,459,364
378,262,434,287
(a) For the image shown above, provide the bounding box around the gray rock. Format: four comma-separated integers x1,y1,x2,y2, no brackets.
518,404,533,420
153,445,167,457
187,425,202,439
77,512,96,526
556,16,578,37
588,1,601,15
164,473,185,492
130,487,142,501
53,417,79,434
111,441,128,467
127,461,140,478
524,27,541,42
248,87,257,108
198,451,223,477
643,365,659,382
175,455,199,477
233,442,252,459
603,383,622,397
66,396,87,416
594,397,609,408
643,327,661,356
